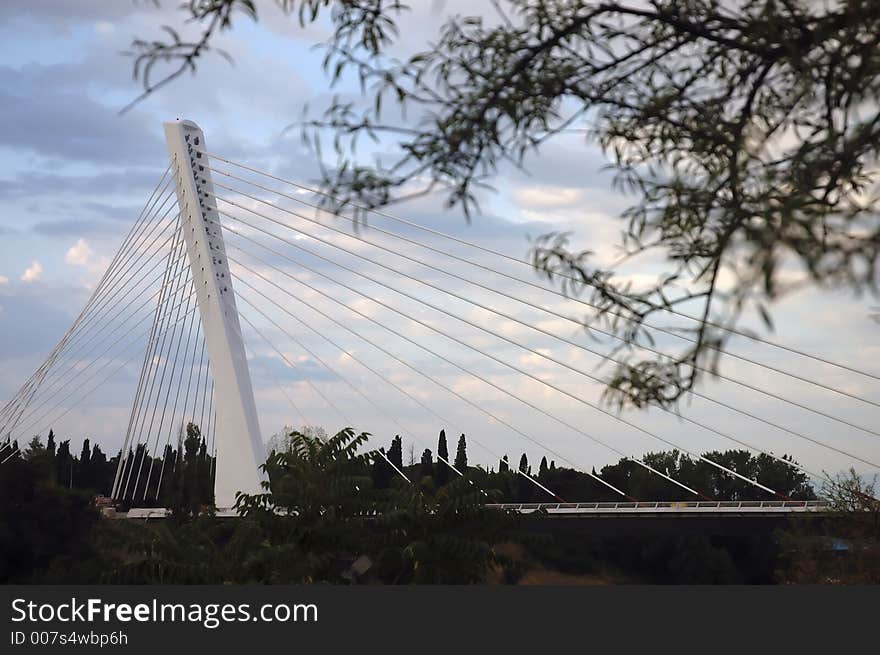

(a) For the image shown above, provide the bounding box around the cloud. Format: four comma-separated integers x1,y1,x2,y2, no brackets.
20,260,42,282
0,169,163,202
94,21,115,36
513,186,585,210
33,220,120,238
0,0,152,27
0,65,161,165
248,353,335,386
0,276,8,285
64,238,93,267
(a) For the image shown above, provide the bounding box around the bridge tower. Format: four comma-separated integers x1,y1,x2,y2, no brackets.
163,119,266,509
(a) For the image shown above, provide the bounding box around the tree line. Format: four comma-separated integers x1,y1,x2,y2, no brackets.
0,425,877,584
1,423,819,508
370,429,817,502
1,423,214,513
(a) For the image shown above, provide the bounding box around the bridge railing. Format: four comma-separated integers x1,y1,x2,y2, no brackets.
485,500,831,512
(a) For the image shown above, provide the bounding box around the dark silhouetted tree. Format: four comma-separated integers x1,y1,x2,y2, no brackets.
158,443,177,503
454,433,467,472
56,440,73,489
436,429,449,486
388,435,403,471
196,433,212,506
232,427,512,584
25,436,53,482
79,439,91,468
420,449,434,481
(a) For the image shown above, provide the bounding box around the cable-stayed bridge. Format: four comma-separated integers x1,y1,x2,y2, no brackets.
1,120,878,513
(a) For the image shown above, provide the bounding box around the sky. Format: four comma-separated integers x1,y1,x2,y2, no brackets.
0,0,878,488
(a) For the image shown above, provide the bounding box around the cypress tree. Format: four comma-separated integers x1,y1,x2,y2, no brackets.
499,455,509,473
539,456,548,478
170,433,187,517
454,433,467,471
197,435,211,507
158,443,176,504
90,444,108,494
388,435,403,470
419,448,434,480
519,453,528,474
119,447,135,498
79,439,92,490
182,424,201,514
56,440,73,489
46,430,56,457
435,429,449,486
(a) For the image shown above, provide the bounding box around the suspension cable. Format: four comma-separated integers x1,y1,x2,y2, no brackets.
232,274,696,499
237,315,415,486
238,299,571,501
222,231,860,487
219,214,880,473
207,191,880,436
232,261,781,499
201,152,880,384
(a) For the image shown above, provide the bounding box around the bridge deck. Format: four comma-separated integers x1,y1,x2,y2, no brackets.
485,500,831,517
112,500,831,520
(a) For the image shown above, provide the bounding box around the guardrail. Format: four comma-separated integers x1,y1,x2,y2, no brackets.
485,500,831,514
113,500,832,520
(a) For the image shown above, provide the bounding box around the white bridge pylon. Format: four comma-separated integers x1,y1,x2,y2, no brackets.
0,121,266,508
161,119,266,508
